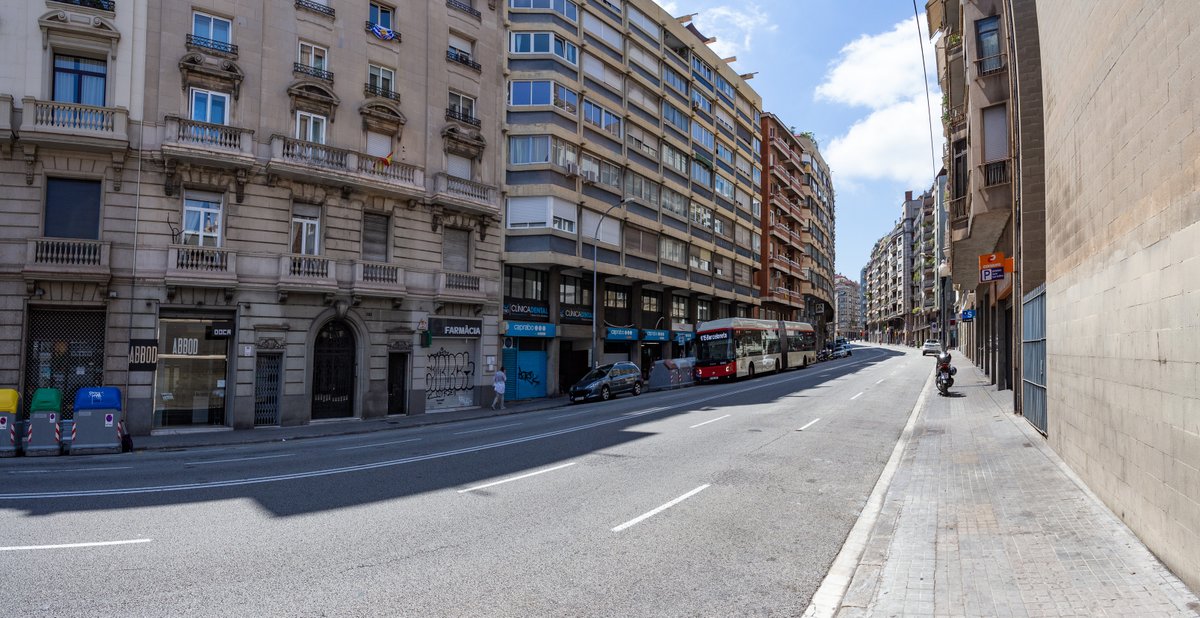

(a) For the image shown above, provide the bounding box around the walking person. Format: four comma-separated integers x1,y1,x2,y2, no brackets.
491,367,506,410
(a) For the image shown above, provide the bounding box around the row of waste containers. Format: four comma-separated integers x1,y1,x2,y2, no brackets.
0,387,127,457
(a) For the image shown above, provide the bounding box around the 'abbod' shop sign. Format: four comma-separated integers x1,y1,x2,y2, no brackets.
428,317,483,338
128,339,159,372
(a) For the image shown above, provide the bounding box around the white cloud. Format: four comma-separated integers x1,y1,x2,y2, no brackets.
825,96,943,187
691,5,776,61
819,15,943,187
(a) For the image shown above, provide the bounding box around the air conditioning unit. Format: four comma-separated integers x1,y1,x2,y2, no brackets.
690,101,701,111
581,170,599,184
564,163,579,177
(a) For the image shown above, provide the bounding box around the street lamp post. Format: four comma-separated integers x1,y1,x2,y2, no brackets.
590,199,627,369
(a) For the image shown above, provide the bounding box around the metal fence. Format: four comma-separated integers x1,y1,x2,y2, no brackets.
254,353,282,426
23,309,107,419
1021,284,1047,434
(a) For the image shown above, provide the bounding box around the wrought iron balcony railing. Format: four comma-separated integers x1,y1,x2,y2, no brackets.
447,0,481,18
982,159,1011,187
445,106,480,127
51,0,115,10
186,34,238,56
293,62,333,82
295,0,334,17
446,49,482,71
975,53,1007,78
364,82,401,101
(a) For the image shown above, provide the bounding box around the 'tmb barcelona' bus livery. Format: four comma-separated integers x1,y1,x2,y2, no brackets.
693,318,818,381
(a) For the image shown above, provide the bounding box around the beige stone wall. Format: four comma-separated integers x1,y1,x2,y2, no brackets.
1040,0,1200,590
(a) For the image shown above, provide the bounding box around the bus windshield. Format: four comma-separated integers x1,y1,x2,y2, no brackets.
697,330,734,362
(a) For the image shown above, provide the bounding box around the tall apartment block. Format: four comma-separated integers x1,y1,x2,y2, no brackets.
833,274,862,340
0,0,506,433
758,118,836,345
501,0,764,398
907,189,938,343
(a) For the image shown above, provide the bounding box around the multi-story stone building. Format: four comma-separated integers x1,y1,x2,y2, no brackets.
864,192,923,345
500,1,764,397
907,189,938,343
759,117,836,346
1,0,505,433
833,274,862,340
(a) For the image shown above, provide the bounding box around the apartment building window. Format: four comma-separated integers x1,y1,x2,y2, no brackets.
510,32,578,64
627,5,661,40
551,136,579,167
296,111,326,143
623,226,658,258
714,174,735,201
553,214,576,233
976,16,1001,72
509,136,551,165
604,286,629,309
504,266,548,301
714,107,735,133
447,153,472,179
443,228,472,272
582,208,620,244
190,89,228,124
663,66,688,96
696,299,711,321
690,203,713,230
691,159,713,186
369,3,394,29
752,166,762,185
661,143,689,176
291,206,321,255
691,124,715,150
627,42,660,75
44,178,101,239
691,91,713,114
583,13,622,49
734,262,751,287
560,275,591,305
449,92,476,122
715,142,733,164
713,255,732,280
509,0,578,22
368,65,395,94
298,42,327,71
509,80,552,106
182,192,223,247
626,123,658,159
362,212,390,262
662,102,689,133
582,54,623,91
660,237,686,265
624,171,659,205
52,55,106,106
641,292,660,314
583,100,621,138
661,187,688,218
734,224,751,248
713,213,732,239
448,33,475,64
580,153,621,189
691,56,714,85
715,74,734,99
735,154,752,177
191,12,233,51
626,81,658,113
671,295,689,320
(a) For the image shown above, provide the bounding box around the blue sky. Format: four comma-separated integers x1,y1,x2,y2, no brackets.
661,0,944,279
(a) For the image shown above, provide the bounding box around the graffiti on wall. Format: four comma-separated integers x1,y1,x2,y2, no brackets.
426,348,476,407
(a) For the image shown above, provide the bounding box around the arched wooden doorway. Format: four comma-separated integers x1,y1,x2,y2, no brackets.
312,320,355,419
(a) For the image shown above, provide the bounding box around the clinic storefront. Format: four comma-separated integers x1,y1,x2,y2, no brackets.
502,321,554,401
425,317,482,413
153,315,234,428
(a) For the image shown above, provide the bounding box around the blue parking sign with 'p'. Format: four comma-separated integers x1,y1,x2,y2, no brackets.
980,266,1005,283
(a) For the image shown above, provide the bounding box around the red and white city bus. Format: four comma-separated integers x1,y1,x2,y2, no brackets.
693,318,817,381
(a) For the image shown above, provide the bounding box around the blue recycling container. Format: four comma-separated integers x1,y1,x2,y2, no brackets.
70,387,124,455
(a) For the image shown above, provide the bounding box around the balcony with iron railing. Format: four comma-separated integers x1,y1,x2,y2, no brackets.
293,62,333,82
162,115,255,168
433,172,499,214
51,0,115,10
974,53,1007,79
18,97,128,151
365,21,401,43
364,82,401,101
267,135,425,199
186,34,238,57
447,0,481,19
166,245,238,290
446,49,482,71
445,106,480,127
22,238,111,286
295,0,334,17
981,159,1011,187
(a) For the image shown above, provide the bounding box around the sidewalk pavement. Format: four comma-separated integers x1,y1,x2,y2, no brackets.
831,365,1200,617
132,396,571,451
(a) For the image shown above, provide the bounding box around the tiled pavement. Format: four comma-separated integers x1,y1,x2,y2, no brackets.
834,366,1200,617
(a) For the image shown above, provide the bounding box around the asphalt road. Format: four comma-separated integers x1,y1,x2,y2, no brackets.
1,345,934,617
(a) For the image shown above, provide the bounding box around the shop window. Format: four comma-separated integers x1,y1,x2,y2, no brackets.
154,317,230,428
44,178,101,239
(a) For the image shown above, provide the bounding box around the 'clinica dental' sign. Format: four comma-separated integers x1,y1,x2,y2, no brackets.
428,317,483,338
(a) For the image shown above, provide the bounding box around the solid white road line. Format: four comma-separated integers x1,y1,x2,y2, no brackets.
797,418,821,432
9,466,133,474
453,423,522,435
188,454,294,466
850,392,863,400
876,379,886,385
336,438,422,451
457,462,576,493
623,406,668,417
612,484,710,532
549,409,592,419
688,414,730,429
0,539,152,552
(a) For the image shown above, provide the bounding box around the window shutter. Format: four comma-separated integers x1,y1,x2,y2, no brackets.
551,197,577,227
443,228,471,272
448,33,473,53
366,131,392,157
447,153,472,179
506,196,548,227
362,213,389,262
